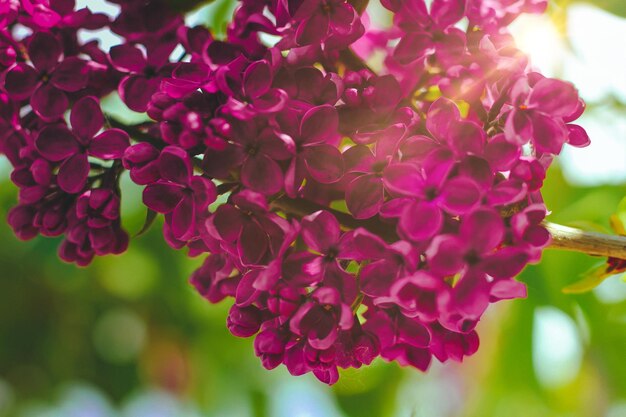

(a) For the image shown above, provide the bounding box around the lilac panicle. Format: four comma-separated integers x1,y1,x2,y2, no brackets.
0,0,590,385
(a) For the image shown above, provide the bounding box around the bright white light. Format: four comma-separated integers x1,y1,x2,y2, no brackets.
510,14,565,77
532,307,583,388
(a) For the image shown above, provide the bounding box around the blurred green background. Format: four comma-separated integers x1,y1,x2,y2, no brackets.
1,0,626,416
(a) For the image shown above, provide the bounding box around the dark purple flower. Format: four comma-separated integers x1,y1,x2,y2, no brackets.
143,146,217,241
35,96,130,193
3,32,88,120
290,286,354,350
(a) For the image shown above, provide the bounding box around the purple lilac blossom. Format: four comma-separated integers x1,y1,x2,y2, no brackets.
0,0,590,385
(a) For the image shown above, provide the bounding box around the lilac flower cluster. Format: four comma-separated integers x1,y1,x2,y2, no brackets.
1,0,589,383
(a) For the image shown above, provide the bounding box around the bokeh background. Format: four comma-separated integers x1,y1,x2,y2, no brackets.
1,1,626,416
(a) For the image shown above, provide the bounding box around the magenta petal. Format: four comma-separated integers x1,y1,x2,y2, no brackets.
119,75,159,113
211,205,244,242
50,57,88,92
430,0,465,28
28,32,62,73
483,248,529,280
528,78,579,117
301,210,340,253
393,32,431,64
171,195,195,240
90,129,130,159
35,125,79,161
241,155,283,195
190,176,217,209
490,279,527,301
567,124,590,148
295,13,330,45
448,120,485,155
109,44,147,73
159,146,192,185
460,208,504,254
4,64,39,99
426,97,461,140
304,145,344,183
426,235,465,276
484,133,520,171
346,175,384,219
32,83,68,120
439,177,481,215
504,109,532,145
71,96,104,139
143,183,185,213
238,221,269,266
300,105,339,144
57,153,89,194
382,163,424,197
253,89,288,113
488,180,527,206
243,60,272,99
532,113,567,154
399,201,443,241
28,4,62,28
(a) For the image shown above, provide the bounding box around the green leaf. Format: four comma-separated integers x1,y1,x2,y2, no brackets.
576,0,626,18
135,209,158,237
562,262,614,294
348,0,369,14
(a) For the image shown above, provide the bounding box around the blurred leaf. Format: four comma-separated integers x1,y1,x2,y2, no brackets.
135,209,158,237
576,0,626,17
562,262,615,294
348,0,369,14
611,196,626,233
205,0,238,37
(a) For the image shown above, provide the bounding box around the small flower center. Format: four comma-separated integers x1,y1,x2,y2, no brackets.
424,187,438,200
371,161,387,176
463,250,481,265
325,247,339,261
246,144,259,156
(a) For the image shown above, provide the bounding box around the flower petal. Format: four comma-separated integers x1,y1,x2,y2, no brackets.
399,201,443,241
241,154,283,195
32,83,68,120
439,177,481,215
71,96,104,139
159,146,192,185
459,208,503,254
90,129,130,159
383,163,424,197
57,153,89,194
35,125,79,161
243,60,272,99
28,32,62,73
4,64,39,99
346,174,384,219
109,44,147,73
171,195,195,240
300,105,339,144
143,183,185,213
119,75,160,113
301,210,340,253
304,144,344,183
50,57,88,92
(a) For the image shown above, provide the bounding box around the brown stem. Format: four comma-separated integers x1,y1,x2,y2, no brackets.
271,196,626,260
544,222,626,260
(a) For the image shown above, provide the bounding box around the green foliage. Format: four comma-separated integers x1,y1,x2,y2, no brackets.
578,0,626,17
